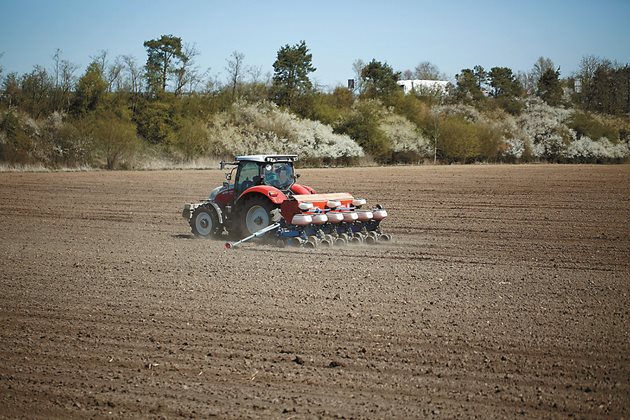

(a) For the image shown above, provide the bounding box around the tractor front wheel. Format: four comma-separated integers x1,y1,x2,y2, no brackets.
190,206,220,238
238,195,277,238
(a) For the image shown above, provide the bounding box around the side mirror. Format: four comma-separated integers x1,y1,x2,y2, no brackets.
226,173,232,181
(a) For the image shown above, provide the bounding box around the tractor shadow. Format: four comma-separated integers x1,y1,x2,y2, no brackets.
172,233,196,240
172,233,232,241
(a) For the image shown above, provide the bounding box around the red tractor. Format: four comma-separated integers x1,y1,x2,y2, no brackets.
182,154,390,248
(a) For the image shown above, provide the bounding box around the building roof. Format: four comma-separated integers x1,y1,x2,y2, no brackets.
397,79,450,95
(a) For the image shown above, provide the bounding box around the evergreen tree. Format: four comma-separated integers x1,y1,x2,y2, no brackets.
455,69,484,103
143,34,189,95
489,67,522,98
489,66,523,114
537,67,563,106
582,64,630,115
360,59,400,98
271,40,316,108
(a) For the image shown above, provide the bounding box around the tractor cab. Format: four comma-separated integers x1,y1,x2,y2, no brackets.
214,154,305,209
231,155,297,196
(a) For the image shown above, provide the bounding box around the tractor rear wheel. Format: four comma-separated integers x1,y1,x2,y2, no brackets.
237,195,277,238
190,206,220,238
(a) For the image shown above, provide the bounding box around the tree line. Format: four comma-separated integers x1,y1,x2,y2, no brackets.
0,36,628,168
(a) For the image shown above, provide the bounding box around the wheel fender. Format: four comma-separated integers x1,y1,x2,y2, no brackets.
183,201,208,220
184,201,223,224
291,183,315,195
208,201,224,225
238,186,286,205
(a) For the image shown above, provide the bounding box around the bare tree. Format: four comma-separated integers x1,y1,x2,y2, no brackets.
59,59,79,109
401,69,414,80
59,60,78,90
120,55,142,111
107,56,124,92
247,64,265,84
226,51,245,100
52,48,62,87
121,55,141,94
185,66,205,93
91,50,109,74
202,70,221,94
414,61,446,80
87,51,125,93
515,57,556,95
577,55,601,85
532,57,555,83
517,70,537,94
174,43,200,94
50,49,78,111
352,59,366,94
91,50,114,89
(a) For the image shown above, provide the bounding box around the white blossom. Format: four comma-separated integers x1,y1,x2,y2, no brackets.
434,104,484,123
207,101,363,159
564,137,630,161
503,138,525,159
379,114,431,154
517,97,572,159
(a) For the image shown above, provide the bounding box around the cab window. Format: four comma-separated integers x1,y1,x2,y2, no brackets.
236,162,260,193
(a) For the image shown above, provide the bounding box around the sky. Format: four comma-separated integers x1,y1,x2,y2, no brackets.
1,0,629,90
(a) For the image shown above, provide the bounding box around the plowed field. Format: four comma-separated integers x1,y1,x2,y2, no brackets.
1,165,629,418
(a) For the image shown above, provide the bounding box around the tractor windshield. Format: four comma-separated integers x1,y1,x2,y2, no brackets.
263,162,294,190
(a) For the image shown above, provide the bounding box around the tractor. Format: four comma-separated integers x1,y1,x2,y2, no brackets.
182,154,390,248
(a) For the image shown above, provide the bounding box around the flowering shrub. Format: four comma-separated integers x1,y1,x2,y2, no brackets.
503,138,526,160
511,98,630,162
434,104,484,123
430,99,622,163
207,101,363,161
564,136,630,162
379,113,431,155
515,97,572,161
2,94,628,168
530,133,567,160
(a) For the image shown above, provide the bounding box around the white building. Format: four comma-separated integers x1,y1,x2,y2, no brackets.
397,79,450,95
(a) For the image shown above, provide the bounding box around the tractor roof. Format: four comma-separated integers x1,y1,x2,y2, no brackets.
235,154,297,163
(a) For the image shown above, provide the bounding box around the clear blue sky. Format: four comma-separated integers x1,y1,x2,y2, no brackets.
1,0,629,89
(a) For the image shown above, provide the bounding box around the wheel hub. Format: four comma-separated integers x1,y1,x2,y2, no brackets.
246,205,269,234
194,211,214,236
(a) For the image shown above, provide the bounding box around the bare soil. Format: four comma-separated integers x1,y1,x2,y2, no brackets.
1,164,628,418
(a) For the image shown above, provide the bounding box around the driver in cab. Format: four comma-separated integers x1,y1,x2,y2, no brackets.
276,166,291,189
264,164,293,190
